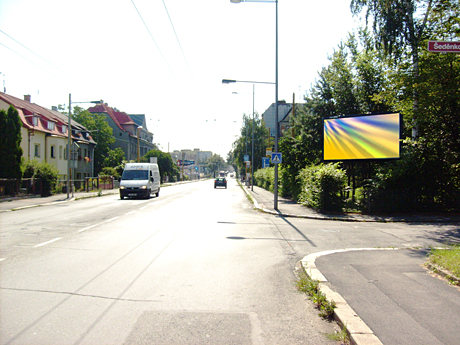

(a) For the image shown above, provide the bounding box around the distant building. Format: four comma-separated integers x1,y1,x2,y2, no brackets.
261,100,293,141
0,92,96,179
88,104,155,161
170,148,213,179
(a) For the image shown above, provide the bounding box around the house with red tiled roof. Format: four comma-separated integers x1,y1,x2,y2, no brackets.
0,92,97,181
88,103,155,161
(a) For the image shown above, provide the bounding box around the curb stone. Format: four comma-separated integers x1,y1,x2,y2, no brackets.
299,250,389,345
425,262,460,285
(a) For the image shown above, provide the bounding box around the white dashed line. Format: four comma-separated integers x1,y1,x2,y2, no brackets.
34,237,62,248
0,258,6,262
105,217,119,223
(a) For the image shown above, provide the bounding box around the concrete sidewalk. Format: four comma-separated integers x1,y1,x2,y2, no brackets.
241,183,460,223
241,182,460,345
0,189,119,212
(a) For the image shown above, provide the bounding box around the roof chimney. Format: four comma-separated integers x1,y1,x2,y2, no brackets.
24,94,31,102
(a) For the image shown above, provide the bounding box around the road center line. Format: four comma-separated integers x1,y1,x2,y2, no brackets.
78,224,99,233
105,217,119,223
34,237,62,248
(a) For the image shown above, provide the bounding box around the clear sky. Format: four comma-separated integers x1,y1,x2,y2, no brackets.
0,0,361,158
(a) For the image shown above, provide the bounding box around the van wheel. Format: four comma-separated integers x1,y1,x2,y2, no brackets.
155,189,160,197
146,189,151,199
120,195,124,200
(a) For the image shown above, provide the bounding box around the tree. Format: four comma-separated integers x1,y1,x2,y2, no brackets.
366,1,460,211
141,149,180,182
0,106,23,180
206,154,226,177
103,148,125,169
230,113,268,177
71,106,115,175
350,0,435,134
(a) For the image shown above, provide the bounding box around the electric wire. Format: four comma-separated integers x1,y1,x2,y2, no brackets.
0,41,60,79
0,30,76,80
161,0,194,82
130,0,177,82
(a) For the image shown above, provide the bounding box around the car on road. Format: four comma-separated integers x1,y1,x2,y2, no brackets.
214,177,227,189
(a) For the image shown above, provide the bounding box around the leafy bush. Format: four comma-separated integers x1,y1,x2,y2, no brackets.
298,163,346,212
279,165,302,200
101,167,117,178
362,139,460,214
22,160,59,196
254,167,275,191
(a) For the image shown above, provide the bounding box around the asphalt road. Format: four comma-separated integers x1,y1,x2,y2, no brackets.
0,179,340,345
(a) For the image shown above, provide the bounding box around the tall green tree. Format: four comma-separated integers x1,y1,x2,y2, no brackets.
352,0,460,212
0,106,23,180
103,148,125,169
231,113,268,176
350,0,435,134
206,154,226,177
141,149,180,182
71,106,115,175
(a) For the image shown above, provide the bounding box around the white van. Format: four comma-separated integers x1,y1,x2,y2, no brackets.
119,163,160,199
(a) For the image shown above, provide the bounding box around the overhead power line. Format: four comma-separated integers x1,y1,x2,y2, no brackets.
161,0,194,82
130,0,177,81
0,30,76,80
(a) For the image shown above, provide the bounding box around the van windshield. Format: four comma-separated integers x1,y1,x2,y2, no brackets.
121,170,148,180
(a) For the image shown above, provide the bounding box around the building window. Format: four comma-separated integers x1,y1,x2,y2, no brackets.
47,121,55,130
34,144,40,157
59,146,63,159
51,145,56,158
62,125,67,134
64,145,68,160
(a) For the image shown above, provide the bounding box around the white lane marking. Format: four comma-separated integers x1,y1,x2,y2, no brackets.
126,211,136,215
34,237,62,248
79,216,119,233
0,258,6,262
105,217,119,223
78,224,99,233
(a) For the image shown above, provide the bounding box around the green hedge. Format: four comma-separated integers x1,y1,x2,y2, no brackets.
22,160,59,196
297,163,346,212
254,167,275,192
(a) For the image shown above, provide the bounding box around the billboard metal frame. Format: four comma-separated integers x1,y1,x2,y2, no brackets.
322,112,403,162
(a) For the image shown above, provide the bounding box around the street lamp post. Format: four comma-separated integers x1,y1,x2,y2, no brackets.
222,79,274,191
229,0,279,209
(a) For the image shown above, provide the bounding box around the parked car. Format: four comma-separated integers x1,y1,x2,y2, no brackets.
214,177,227,189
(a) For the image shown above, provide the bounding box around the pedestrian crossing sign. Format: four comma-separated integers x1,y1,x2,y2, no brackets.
271,153,282,164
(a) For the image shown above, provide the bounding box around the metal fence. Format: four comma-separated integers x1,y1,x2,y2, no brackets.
1,176,115,198
0,178,42,197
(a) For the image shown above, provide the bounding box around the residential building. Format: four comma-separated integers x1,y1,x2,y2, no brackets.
261,100,293,141
88,104,155,161
0,92,96,180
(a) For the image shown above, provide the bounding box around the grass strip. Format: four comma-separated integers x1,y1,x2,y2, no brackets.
428,245,460,281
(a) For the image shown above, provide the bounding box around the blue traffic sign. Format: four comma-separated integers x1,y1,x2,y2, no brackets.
262,157,270,168
271,153,282,164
